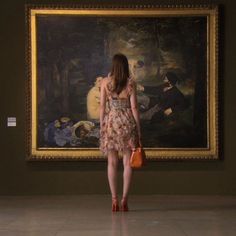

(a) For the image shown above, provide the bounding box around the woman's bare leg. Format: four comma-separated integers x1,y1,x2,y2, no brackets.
122,148,132,199
107,149,119,198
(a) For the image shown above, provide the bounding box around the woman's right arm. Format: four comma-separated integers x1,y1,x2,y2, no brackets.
100,79,107,126
130,81,142,144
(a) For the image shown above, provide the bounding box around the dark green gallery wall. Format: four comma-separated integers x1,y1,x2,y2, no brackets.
0,0,235,195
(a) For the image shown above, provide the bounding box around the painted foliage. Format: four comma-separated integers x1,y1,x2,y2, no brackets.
36,16,207,148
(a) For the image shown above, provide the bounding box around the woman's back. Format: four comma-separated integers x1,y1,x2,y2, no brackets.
99,75,139,155
105,75,133,100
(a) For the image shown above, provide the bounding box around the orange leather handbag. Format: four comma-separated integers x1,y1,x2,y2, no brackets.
130,143,147,169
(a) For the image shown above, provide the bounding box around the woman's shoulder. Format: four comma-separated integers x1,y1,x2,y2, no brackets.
128,76,136,85
104,73,113,82
101,76,113,94
127,77,136,95
100,76,110,86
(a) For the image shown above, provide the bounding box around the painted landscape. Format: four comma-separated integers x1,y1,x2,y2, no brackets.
36,16,208,148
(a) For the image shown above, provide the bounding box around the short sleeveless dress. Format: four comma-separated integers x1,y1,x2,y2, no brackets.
99,76,139,156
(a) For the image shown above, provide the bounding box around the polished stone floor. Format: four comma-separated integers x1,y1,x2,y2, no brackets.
0,195,235,236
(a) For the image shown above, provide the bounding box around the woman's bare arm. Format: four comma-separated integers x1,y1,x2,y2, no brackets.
130,81,141,141
100,79,107,125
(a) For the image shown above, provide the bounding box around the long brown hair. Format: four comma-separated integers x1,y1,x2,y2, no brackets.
110,53,130,95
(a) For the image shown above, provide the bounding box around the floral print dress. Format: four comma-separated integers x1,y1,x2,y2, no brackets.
99,76,139,156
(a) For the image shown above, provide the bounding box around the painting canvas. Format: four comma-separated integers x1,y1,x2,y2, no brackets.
27,6,219,160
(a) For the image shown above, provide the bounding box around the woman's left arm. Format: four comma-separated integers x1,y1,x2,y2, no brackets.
100,79,107,125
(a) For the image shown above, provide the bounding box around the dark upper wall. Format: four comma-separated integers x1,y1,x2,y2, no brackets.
0,0,235,195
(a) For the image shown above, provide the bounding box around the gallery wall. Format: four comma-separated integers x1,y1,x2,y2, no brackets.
0,0,235,195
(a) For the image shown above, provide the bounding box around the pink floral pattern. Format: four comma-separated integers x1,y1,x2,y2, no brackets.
99,77,139,156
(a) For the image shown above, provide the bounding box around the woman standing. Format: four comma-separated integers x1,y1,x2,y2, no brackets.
99,53,141,212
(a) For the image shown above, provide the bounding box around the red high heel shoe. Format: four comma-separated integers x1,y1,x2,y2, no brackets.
112,197,119,212
120,197,129,212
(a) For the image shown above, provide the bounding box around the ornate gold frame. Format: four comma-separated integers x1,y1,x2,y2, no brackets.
26,4,219,161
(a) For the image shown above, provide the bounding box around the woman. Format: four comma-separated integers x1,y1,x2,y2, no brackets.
99,53,141,212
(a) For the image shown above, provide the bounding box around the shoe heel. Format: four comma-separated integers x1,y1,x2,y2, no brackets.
112,198,119,212
120,197,129,212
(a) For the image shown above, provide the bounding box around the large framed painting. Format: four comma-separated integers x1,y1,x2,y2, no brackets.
26,4,219,160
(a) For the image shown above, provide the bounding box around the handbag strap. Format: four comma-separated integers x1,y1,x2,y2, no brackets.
138,139,142,148
132,139,142,150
